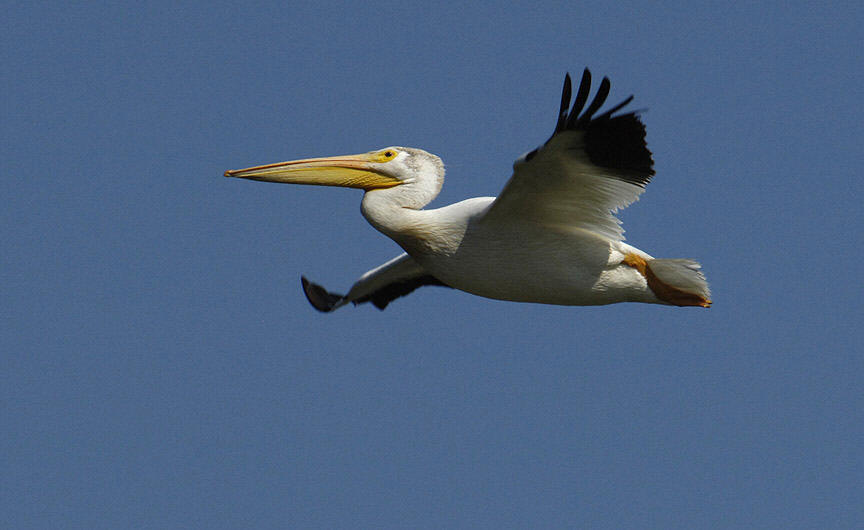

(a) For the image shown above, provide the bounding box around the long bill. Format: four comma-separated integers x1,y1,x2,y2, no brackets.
224,153,402,190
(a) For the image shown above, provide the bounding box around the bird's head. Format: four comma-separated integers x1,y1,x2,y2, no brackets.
224,146,444,206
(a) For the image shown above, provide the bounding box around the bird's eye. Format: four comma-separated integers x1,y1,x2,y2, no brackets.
374,150,397,163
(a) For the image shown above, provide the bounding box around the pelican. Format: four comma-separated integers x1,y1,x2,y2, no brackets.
225,69,711,312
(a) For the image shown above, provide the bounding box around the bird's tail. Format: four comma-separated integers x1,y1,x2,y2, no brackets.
623,254,712,307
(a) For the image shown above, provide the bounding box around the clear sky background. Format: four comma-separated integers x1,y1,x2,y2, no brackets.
3,1,862,528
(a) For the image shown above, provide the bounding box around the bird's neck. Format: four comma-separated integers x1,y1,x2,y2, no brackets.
361,190,424,239
361,190,457,255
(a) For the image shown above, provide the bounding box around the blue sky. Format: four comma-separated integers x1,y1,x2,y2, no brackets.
3,1,862,528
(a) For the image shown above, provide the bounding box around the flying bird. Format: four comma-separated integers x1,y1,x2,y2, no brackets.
225,69,711,312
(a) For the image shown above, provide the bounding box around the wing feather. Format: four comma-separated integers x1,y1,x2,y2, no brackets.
301,254,450,312
483,69,654,241
566,69,592,129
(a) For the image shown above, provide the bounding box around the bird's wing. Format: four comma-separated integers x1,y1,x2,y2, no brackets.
301,253,450,312
482,69,655,241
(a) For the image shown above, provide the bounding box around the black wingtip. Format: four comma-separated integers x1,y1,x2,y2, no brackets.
564,69,592,129
555,73,573,134
300,276,345,313
543,69,654,184
579,76,611,125
596,94,634,120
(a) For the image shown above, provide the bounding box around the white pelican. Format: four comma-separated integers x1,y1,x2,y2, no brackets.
225,69,711,312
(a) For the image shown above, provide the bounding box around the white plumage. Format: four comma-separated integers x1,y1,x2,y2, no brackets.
225,69,711,312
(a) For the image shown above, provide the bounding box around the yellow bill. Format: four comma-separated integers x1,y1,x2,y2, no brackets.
224,151,402,190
